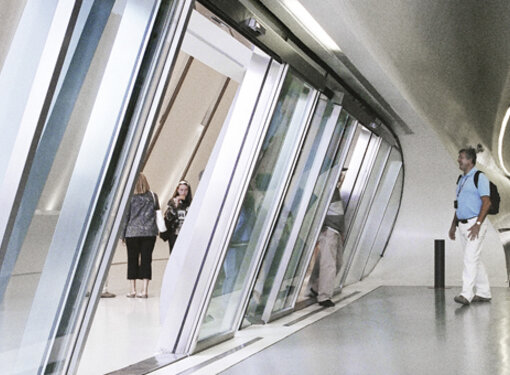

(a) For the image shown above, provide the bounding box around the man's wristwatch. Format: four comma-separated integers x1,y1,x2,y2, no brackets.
476,221,482,225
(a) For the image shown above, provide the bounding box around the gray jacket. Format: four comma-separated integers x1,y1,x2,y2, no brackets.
124,191,159,238
323,188,345,234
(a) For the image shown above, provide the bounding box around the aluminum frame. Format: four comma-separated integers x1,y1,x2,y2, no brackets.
342,133,380,244
0,0,113,314
339,139,392,288
287,115,357,310
259,101,343,322
227,78,321,335
8,1,162,373
358,149,403,279
192,72,320,353
65,0,195,373
0,0,60,185
228,88,323,326
0,0,82,302
240,96,330,324
343,128,376,227
189,62,290,350
360,155,403,278
157,53,285,355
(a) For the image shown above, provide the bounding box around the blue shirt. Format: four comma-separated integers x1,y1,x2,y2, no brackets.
456,167,490,220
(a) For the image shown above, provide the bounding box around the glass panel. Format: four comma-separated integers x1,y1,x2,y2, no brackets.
294,115,356,305
157,53,279,354
0,0,57,183
342,126,372,231
0,1,161,372
343,145,401,284
197,71,315,342
340,140,391,287
362,167,403,277
243,97,335,321
0,0,29,72
268,110,353,316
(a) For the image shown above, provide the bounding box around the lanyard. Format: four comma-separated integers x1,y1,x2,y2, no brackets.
457,174,470,198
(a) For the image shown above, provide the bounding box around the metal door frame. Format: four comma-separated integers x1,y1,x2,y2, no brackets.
188,70,320,353
286,115,357,311
258,101,342,322
339,140,392,288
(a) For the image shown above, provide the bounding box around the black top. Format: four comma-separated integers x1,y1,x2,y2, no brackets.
164,198,190,236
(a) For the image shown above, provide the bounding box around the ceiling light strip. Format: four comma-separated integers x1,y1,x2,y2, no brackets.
498,106,510,176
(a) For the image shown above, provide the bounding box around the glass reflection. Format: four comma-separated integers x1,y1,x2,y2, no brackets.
243,98,333,320
0,1,161,372
198,71,315,341
292,115,355,306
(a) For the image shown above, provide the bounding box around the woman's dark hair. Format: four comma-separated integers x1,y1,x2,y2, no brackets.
171,180,193,206
459,147,477,165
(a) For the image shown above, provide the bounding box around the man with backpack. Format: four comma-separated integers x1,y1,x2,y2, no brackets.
448,147,492,305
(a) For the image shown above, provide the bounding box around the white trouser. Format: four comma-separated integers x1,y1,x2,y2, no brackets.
310,228,343,302
458,217,491,301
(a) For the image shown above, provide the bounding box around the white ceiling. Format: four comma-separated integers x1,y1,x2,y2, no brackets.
296,0,510,172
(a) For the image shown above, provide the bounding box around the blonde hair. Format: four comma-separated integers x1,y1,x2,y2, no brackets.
134,173,150,194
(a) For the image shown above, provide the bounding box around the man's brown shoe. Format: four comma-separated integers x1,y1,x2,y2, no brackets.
472,295,491,303
454,295,470,305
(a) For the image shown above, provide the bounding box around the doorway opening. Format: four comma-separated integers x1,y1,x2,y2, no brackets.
77,5,255,374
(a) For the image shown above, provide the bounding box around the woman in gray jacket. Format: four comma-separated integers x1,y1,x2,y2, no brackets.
124,173,159,298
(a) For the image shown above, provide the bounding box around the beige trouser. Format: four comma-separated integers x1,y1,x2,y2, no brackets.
310,228,344,302
458,217,491,301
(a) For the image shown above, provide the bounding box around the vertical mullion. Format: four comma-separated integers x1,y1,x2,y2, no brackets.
289,118,356,309
0,0,82,299
12,1,160,373
262,103,342,322
65,0,194,373
359,155,402,278
158,52,278,355
192,63,290,350
339,140,391,288
231,87,320,326
0,0,59,184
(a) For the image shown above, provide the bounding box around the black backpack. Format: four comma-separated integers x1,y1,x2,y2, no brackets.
456,171,500,215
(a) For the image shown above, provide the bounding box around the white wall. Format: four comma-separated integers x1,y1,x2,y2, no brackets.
369,124,507,287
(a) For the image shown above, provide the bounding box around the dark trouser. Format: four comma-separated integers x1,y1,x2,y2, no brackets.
126,236,156,280
168,233,177,254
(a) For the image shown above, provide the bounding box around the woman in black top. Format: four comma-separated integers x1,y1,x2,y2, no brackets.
163,180,193,253
123,173,159,298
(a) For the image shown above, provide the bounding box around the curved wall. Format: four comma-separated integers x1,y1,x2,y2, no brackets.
370,122,507,287
288,0,510,288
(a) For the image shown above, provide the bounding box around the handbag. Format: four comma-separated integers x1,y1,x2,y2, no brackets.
151,192,167,233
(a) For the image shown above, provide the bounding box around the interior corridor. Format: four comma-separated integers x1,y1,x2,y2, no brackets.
219,286,510,375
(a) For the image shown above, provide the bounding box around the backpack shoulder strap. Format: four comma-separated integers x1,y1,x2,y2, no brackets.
474,170,481,188
456,175,462,184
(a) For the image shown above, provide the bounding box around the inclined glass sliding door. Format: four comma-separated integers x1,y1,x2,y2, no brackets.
362,167,403,277
276,114,357,313
342,126,376,232
196,71,317,346
0,0,64,185
0,0,187,373
338,139,392,288
157,57,287,354
244,100,343,323
343,143,401,284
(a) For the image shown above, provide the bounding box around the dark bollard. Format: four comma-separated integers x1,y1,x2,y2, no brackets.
434,239,445,288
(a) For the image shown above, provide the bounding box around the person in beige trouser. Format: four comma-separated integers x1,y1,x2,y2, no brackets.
309,188,345,307
448,147,492,305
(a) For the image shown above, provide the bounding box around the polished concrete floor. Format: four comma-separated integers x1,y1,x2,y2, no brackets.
220,286,510,375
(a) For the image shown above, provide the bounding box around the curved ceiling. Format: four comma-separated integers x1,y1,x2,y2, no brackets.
296,0,510,173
